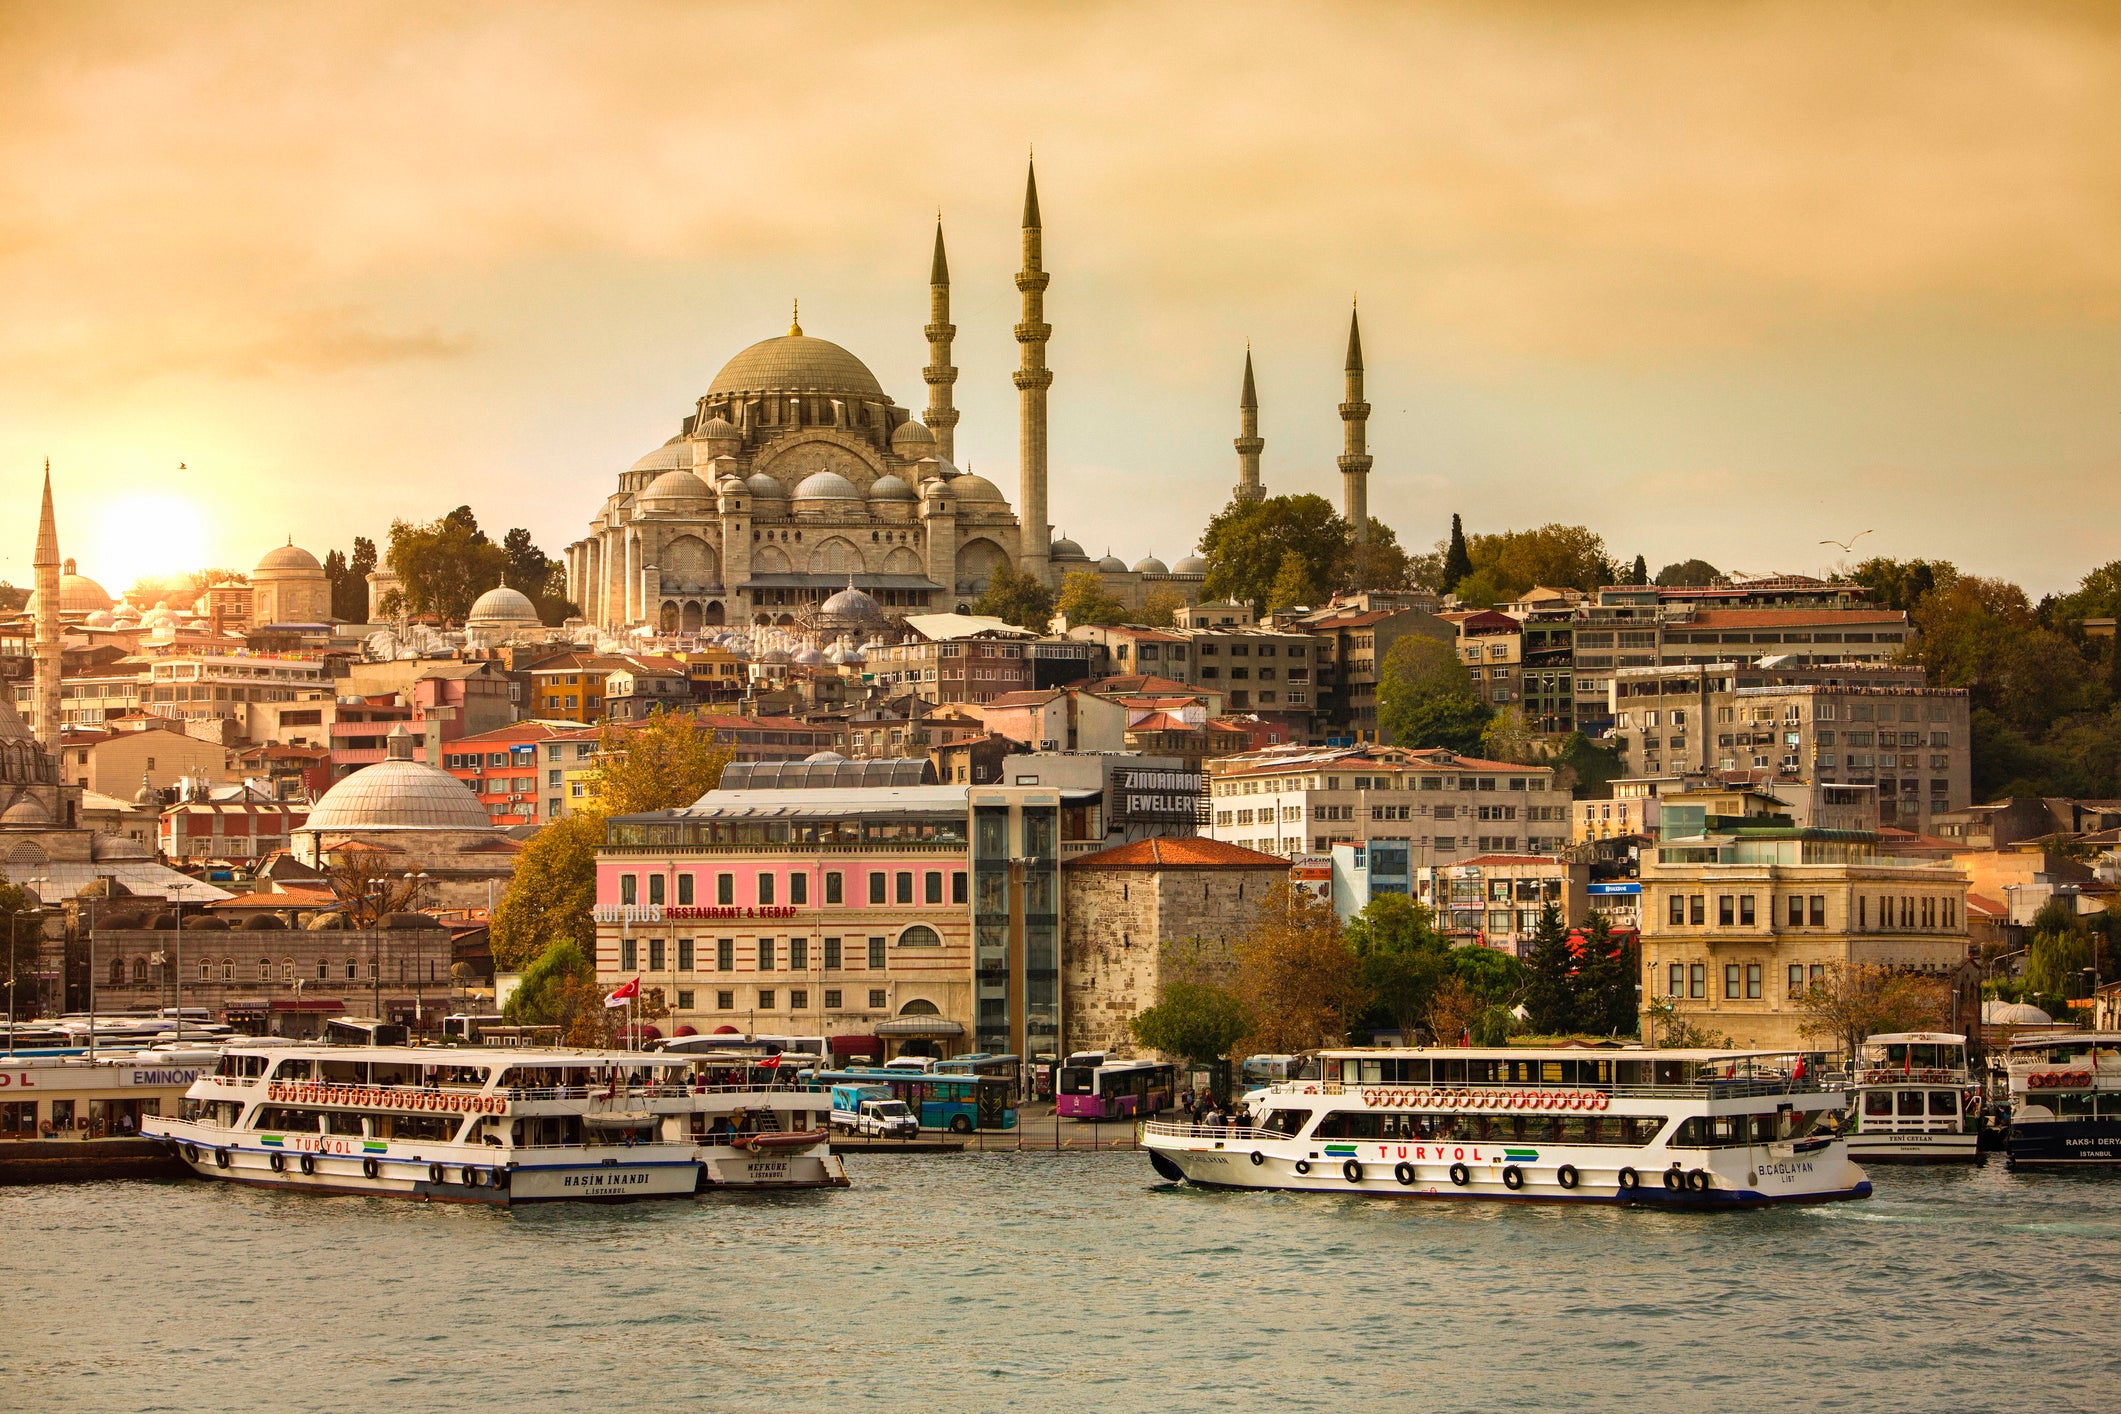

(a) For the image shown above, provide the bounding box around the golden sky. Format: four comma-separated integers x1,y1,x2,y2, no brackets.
2,0,2117,592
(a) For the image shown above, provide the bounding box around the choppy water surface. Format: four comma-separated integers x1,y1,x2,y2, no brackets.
4,1154,2118,1413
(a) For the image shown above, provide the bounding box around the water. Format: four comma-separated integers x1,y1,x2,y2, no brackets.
4,1154,2118,1413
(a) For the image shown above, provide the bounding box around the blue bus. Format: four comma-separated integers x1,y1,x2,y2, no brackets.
814,1068,1018,1133
933,1053,1023,1093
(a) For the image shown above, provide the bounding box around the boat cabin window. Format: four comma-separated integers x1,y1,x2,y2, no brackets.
1864,1092,1894,1118
2049,1093,2098,1120
217,1053,271,1079
1895,1091,1928,1117
253,1106,321,1131
1670,1111,1819,1146
326,1111,366,1136
431,1065,491,1088
1927,1092,1958,1117
270,1058,314,1081
371,1112,459,1143
1262,1110,1307,1136
1315,1109,1664,1146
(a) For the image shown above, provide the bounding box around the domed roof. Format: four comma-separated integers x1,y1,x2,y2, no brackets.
792,646,826,666
868,475,916,501
467,584,540,626
1173,555,1208,575
891,420,935,451
92,833,153,862
27,572,114,616
1982,999,2053,1026
301,750,493,833
0,790,51,826
256,541,322,575
1097,553,1128,574
745,472,786,498
641,468,713,502
822,579,883,621
1133,555,1169,575
697,416,741,442
84,610,114,629
707,332,887,402
1051,536,1089,561
805,750,849,763
792,470,863,501
630,437,690,474
950,473,1005,503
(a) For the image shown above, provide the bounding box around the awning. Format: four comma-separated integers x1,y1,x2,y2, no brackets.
828,1034,883,1053
874,1017,966,1038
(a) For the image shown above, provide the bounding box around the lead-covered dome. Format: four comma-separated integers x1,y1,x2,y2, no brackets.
1097,553,1128,574
301,748,493,833
868,474,916,502
1173,555,1208,575
27,567,114,616
641,468,713,503
1133,555,1169,575
468,584,540,626
949,473,1005,503
708,333,887,403
256,543,322,574
630,438,691,474
792,470,863,501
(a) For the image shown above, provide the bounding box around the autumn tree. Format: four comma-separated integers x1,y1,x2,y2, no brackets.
1198,494,1352,613
585,712,737,817
969,561,1056,631
1462,524,1611,599
1265,551,1316,612
1055,570,1128,627
1423,976,1483,1047
321,847,432,929
1129,982,1253,1068
387,506,509,623
1232,882,1368,1052
1796,963,1950,1059
1376,633,1491,753
1136,588,1187,628
1337,520,1412,594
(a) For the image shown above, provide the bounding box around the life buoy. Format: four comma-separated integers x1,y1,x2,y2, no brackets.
269,1152,286,1173
214,1148,230,1169
1663,1167,1685,1192
362,1157,380,1179
1687,1169,1711,1193
429,1163,446,1185
1395,1162,1416,1185
1449,1162,1471,1187
1557,1164,1579,1190
1294,1159,1311,1175
1502,1165,1525,1190
1617,1166,1640,1191
1249,1150,1265,1167
1592,1092,1610,1111
1342,1158,1363,1183
299,1153,317,1176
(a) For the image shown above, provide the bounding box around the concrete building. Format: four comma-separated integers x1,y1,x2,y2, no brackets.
158,794,308,863
1639,826,1970,1051
442,721,602,826
870,615,1036,705
975,687,1131,755
1411,853,1595,953
54,717,230,796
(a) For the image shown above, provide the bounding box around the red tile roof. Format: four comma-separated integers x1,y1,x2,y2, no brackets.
1065,837,1289,870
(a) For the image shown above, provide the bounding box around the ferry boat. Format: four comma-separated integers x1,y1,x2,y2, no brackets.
1141,1046,1869,1208
1841,1033,1982,1163
1,1051,216,1183
2003,1031,2121,1167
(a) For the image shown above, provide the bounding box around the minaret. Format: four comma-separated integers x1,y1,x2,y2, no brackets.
1338,303,1372,543
1234,347,1265,503
923,217,960,464
32,462,62,746
1014,156,1053,584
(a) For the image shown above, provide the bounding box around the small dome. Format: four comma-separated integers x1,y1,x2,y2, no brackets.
141,607,179,629
84,610,115,628
0,791,51,826
822,581,883,621
792,646,826,666
301,757,494,833
1097,554,1129,574
891,420,935,452
745,473,787,499
1982,999,2053,1026
805,750,849,763
1050,536,1089,561
717,473,747,495
1172,555,1208,575
759,647,791,664
641,468,713,503
950,473,1005,503
920,476,954,500
868,475,916,502
468,585,541,626
792,470,863,501
697,416,741,442
630,437,691,474
255,542,322,575
91,833,153,862
1133,555,1169,575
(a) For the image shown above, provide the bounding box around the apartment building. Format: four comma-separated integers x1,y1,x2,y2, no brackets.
1085,619,1321,738
443,721,603,826
1451,610,1524,709
1300,604,1455,742
1204,743,1564,865
138,650,334,725
55,718,230,796
1412,853,1594,954
603,657,695,722
524,652,626,722
1640,825,1970,1052
871,616,1036,705
158,795,309,862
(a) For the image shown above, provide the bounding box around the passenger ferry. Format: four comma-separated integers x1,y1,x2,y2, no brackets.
1141,1047,1869,1208
2003,1031,2121,1167
1841,1033,1982,1163
1,1051,216,1182
144,1044,848,1203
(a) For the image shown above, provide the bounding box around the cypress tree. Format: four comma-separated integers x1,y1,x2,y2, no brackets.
1443,513,1473,592
1630,554,1648,586
1520,903,1579,1035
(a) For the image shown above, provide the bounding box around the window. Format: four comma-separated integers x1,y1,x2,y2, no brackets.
1809,896,1826,927
923,872,943,905
868,937,886,969
898,925,942,948
648,875,665,906
869,989,888,1009
1724,964,1741,1000
1668,895,1685,926
823,989,842,1009
826,872,843,905
621,937,637,971
758,989,775,1010
677,938,694,971
952,872,967,904
620,875,637,906
790,937,809,970
869,873,887,905
790,988,808,1009
648,938,665,971
790,873,808,906
1689,895,1705,927
1746,963,1761,999
895,872,914,904
676,990,694,1010
1787,895,1804,927
677,874,695,906
1668,963,1683,996
717,990,734,1010
758,938,775,971
823,937,841,970
717,874,734,906
1689,963,1705,999
717,938,734,972
1788,963,1804,998
758,874,776,907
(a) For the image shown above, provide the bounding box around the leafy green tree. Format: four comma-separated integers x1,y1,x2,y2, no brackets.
1442,513,1473,591
1910,574,2097,746
1556,731,1625,799
1055,570,1129,627
1135,587,1187,628
1478,707,1541,764
1574,914,1639,1037
1129,981,1253,1068
1338,520,1412,593
388,506,509,623
1844,556,1953,613
1345,893,1451,1036
2024,923,2093,1013
1451,566,1511,608
1463,524,1610,599
1653,558,1721,588
969,561,1056,631
489,811,603,971
1376,634,1492,753
1628,554,1648,586
501,941,611,1045
502,527,576,625
1198,494,1351,613
1265,551,1315,612
1447,941,1525,1006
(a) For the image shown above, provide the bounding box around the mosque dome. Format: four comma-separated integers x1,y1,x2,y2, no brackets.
1982,1000,2053,1026
140,607,179,631
255,542,322,575
792,646,826,667
822,581,884,621
630,438,691,474
1133,555,1169,575
891,420,935,454
1050,536,1089,562
27,568,114,616
0,790,51,827
301,733,493,833
467,585,541,627
1097,553,1129,574
792,470,863,501
950,473,1005,503
92,833,153,862
1172,555,1208,575
84,610,115,629
0,701,55,788
697,416,741,443
745,473,786,499
868,475,917,502
707,332,887,403
717,473,747,495
641,468,713,503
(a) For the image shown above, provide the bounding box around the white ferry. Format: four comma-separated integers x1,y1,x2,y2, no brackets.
1841,1033,1982,1162
2003,1031,2121,1167
1142,1047,1869,1208
143,1043,848,1202
672,1050,848,1190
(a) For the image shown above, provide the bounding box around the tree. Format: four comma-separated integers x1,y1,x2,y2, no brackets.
1463,524,1610,598
502,527,575,625
1796,963,1950,1059
1198,494,1352,613
1055,570,1128,627
321,847,430,929
1442,513,1473,592
1654,558,1721,588
502,940,609,1046
1338,520,1412,593
1478,707,1541,764
1844,556,1953,613
969,561,1056,631
489,810,603,972
1376,634,1492,753
585,712,736,818
1519,904,1580,1034
387,507,509,623
1136,588,1187,628
1423,976,1483,1046
327,536,378,622
1574,914,1638,1037
1233,883,1368,1052
1910,574,2096,745
1265,551,1316,612
1129,981,1253,1068
1628,554,1648,586
1345,893,1451,1037
2024,925,2094,1013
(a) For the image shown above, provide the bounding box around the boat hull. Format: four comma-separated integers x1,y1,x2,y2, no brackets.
697,1144,850,1190
2006,1118,2121,1166
1845,1131,1981,1163
1144,1135,1871,1209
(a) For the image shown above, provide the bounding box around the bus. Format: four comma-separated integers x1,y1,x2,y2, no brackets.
934,1053,1023,1093
1056,1059,1175,1121
813,1068,1018,1133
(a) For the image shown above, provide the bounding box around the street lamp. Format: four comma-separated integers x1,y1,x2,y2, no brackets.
165,881,196,1045
403,872,432,1028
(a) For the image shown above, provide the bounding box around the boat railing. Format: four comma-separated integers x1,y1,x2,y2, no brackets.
1845,1066,1972,1086
1283,1080,1824,1102
1142,1120,1287,1142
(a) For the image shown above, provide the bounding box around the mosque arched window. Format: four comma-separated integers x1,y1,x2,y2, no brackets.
130,957,147,985
258,958,271,982
108,956,124,988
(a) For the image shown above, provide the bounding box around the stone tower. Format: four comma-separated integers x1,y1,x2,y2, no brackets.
32,463,61,746
923,217,959,463
1014,157,1053,584
1234,348,1265,503
1338,304,1372,543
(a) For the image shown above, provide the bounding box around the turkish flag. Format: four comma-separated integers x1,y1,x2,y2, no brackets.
756,1054,781,1069
604,978,640,1009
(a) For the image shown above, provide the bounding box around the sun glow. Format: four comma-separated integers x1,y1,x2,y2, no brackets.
85,493,213,591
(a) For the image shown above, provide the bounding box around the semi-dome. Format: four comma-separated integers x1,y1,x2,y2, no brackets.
630,437,691,474
891,420,935,452
697,416,741,442
745,472,786,498
301,742,493,833
1173,555,1208,575
256,542,322,574
1097,553,1129,574
950,473,1005,503
792,470,863,501
0,790,51,826
868,475,916,502
467,584,540,626
1133,555,1169,575
707,332,887,402
641,468,713,503
1050,536,1089,561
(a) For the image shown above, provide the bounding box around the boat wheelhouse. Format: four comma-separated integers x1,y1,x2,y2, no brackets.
2003,1031,2121,1167
1142,1046,1869,1208
1842,1033,1981,1163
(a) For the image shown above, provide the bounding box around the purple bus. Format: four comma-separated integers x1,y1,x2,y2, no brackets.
1056,1059,1175,1120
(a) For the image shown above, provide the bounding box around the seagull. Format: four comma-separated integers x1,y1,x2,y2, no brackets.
1819,530,1874,555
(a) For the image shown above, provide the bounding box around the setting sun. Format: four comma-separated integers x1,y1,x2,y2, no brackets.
84,492,212,591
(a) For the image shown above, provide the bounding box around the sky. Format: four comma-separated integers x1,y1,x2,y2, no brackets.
1,0,2117,596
